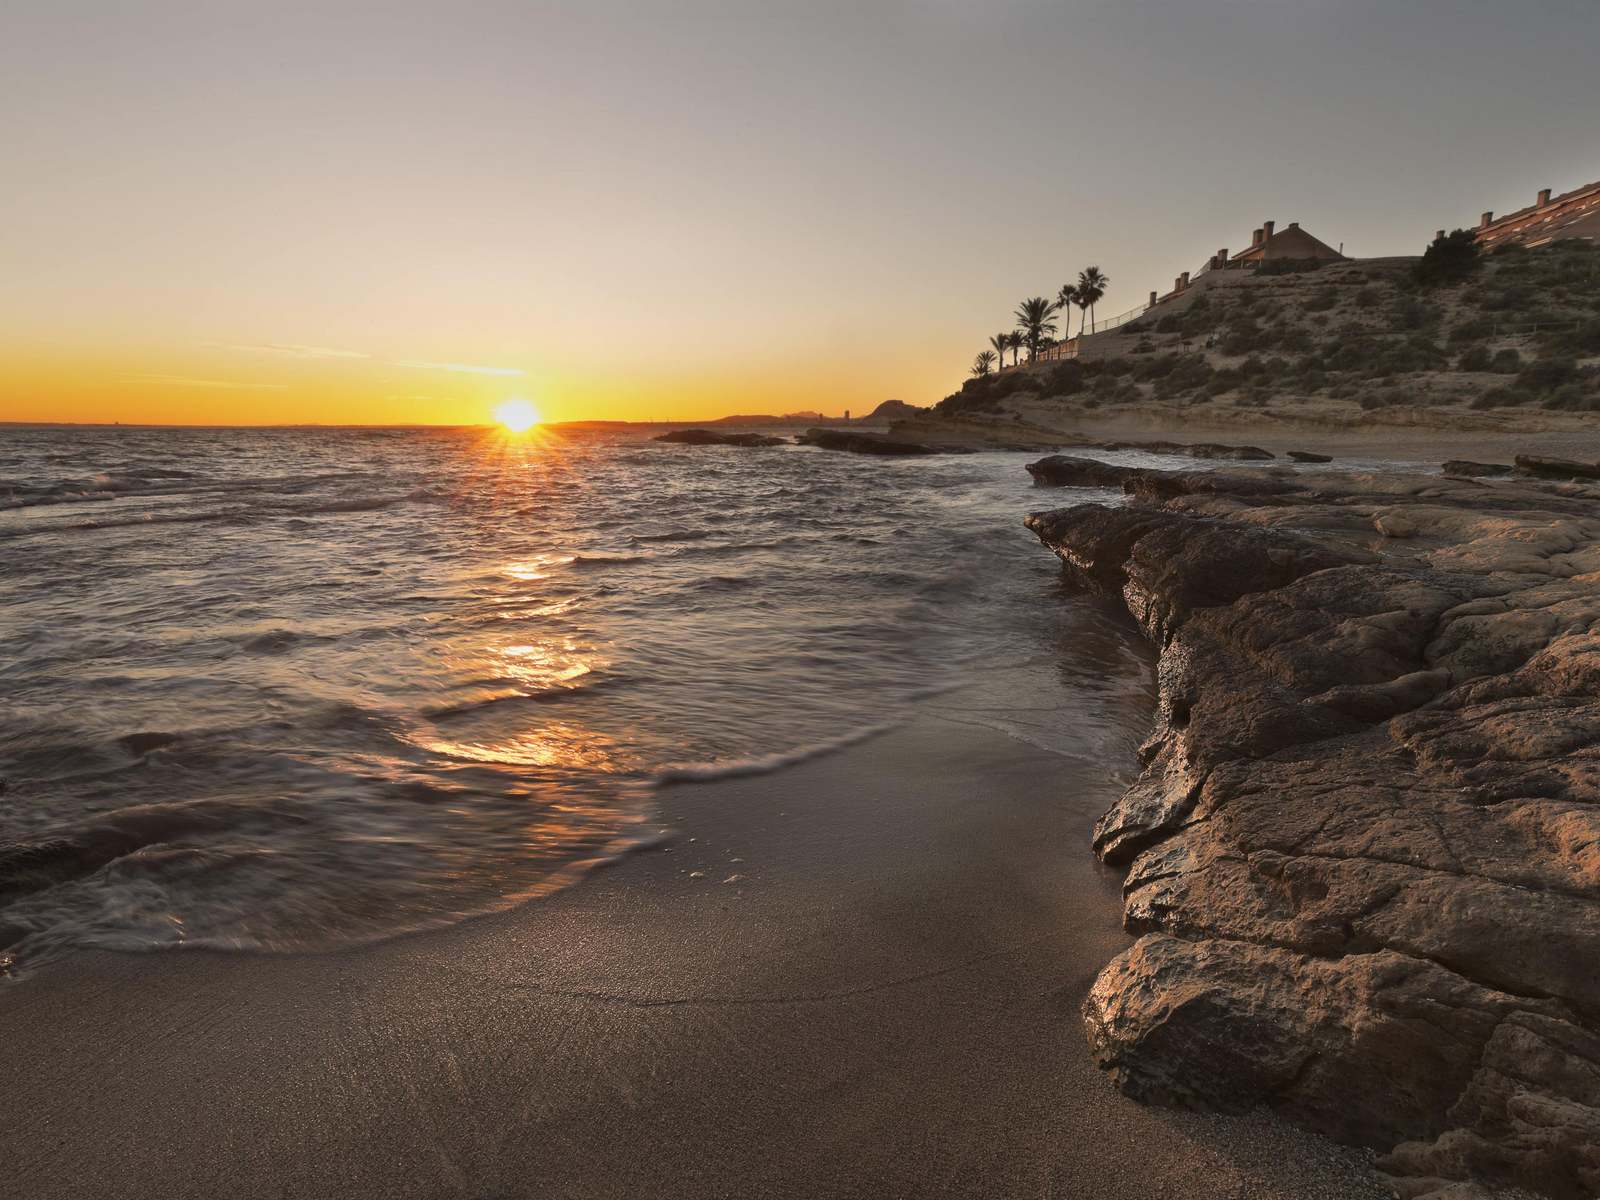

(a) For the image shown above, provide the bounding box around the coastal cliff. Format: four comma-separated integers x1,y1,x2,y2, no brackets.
930,240,1600,438
1026,463,1600,1199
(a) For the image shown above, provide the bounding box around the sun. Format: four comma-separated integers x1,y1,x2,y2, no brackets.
493,397,540,433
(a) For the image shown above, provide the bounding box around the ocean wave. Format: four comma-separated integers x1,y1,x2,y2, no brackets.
570,550,651,567
652,722,897,784
285,487,443,515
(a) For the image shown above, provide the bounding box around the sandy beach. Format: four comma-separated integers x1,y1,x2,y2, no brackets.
0,708,1391,1199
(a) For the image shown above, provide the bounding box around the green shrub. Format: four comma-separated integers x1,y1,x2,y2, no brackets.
1491,347,1522,373
1391,297,1433,330
1517,357,1580,392
1545,321,1600,355
1449,316,1493,344
1480,285,1534,312
1414,229,1480,286
1041,362,1085,395
1470,385,1529,409
1543,385,1600,411
1458,346,1492,371
1359,389,1406,410
1220,330,1260,355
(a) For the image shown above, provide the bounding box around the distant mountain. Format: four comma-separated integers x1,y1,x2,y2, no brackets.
706,411,828,427
552,401,928,432
858,399,927,423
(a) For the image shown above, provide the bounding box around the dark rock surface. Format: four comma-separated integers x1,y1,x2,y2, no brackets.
1080,437,1276,461
798,428,940,456
1288,450,1334,463
1026,456,1152,490
1444,460,1515,478
1025,461,1600,1200
1515,454,1600,481
653,429,787,447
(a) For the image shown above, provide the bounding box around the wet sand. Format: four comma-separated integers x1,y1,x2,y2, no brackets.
0,712,1390,1199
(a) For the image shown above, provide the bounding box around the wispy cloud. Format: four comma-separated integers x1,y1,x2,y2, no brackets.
126,374,290,391
206,341,371,360
396,359,525,377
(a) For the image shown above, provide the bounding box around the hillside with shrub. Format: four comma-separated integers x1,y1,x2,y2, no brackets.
934,238,1600,431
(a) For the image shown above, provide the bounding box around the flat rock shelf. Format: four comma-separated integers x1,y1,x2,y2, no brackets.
1025,461,1600,1200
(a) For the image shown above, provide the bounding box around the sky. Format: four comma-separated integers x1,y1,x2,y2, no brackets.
2,0,1598,426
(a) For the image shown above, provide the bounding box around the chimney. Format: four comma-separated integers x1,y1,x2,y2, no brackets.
1263,220,1276,240
1480,211,1494,229
1180,271,1190,287
1218,247,1229,263
1174,275,1185,293
1287,221,1300,230
1148,291,1158,307
1537,188,1552,207
1252,227,1264,246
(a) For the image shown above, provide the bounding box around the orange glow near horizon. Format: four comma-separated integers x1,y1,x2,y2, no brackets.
0,340,960,428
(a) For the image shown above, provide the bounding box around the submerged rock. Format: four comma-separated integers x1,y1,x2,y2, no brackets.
797,428,939,456
653,429,787,447
1026,462,1600,1200
1288,450,1333,463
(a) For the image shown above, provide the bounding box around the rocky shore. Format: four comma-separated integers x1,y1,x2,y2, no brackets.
1025,459,1600,1199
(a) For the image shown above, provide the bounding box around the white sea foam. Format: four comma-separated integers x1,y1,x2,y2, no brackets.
653,722,898,784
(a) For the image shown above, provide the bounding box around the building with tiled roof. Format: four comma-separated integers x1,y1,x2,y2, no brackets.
1469,178,1600,251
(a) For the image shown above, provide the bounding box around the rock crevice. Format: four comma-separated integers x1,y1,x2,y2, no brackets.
1026,462,1600,1199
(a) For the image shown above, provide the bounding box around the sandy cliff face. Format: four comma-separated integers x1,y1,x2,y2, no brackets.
1027,464,1600,1199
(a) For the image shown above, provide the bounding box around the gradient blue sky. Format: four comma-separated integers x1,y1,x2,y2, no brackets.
3,0,1597,423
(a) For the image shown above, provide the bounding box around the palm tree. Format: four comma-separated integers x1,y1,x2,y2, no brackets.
1006,331,1023,367
1057,283,1079,338
1013,296,1060,362
988,332,1011,371
972,350,996,377
1076,266,1110,334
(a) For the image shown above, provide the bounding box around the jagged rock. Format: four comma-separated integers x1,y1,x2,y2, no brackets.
1288,450,1333,463
1026,463,1600,1200
1515,454,1600,481
797,428,939,456
653,429,787,447
1025,455,1151,489
1443,460,1514,478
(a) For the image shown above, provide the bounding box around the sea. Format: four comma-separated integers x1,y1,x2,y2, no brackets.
0,424,1166,973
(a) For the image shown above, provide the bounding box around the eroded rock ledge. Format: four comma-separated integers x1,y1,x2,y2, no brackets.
1025,462,1600,1200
